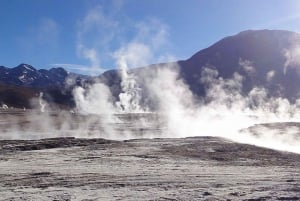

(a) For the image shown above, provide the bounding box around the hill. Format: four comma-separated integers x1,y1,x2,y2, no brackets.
2,29,300,108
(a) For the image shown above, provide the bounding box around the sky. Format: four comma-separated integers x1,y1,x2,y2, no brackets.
1,0,300,75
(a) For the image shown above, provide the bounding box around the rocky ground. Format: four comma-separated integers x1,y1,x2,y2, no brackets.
0,136,300,200
0,109,300,200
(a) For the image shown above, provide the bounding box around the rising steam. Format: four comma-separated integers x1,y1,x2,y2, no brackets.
113,43,149,113
69,60,300,154
1,60,300,153
1,4,299,154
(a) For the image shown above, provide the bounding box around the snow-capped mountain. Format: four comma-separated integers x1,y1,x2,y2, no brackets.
2,29,300,109
0,64,88,109
0,64,69,87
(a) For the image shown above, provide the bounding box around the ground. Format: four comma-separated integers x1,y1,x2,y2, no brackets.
0,136,300,201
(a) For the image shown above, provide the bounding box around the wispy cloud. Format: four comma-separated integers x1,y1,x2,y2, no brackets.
76,4,120,71
19,18,60,48
75,2,177,73
264,14,300,30
79,5,118,35
275,14,300,26
35,18,60,46
135,17,170,51
113,17,173,68
51,63,105,75
16,17,60,66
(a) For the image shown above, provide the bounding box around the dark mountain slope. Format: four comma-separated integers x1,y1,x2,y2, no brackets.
100,29,300,102
0,84,38,108
2,29,300,108
178,29,300,100
0,64,85,109
0,64,69,88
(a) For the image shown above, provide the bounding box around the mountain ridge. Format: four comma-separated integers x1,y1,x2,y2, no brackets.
1,29,300,109
0,64,86,109
179,29,300,100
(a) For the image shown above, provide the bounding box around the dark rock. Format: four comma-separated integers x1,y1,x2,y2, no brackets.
277,197,300,200
203,191,212,196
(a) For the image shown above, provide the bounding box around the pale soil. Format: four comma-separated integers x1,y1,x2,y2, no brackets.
0,137,299,201
0,110,299,200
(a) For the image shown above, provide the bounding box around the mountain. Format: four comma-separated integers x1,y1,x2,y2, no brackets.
179,29,300,101
0,64,87,109
1,29,300,109
0,64,68,87
100,29,300,103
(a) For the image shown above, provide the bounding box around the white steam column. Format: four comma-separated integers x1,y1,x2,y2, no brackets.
116,56,144,113
39,92,47,113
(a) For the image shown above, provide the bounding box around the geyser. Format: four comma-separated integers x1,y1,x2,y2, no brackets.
72,62,300,153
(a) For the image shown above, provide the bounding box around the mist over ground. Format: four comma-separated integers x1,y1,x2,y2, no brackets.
2,1,300,200
1,61,300,154
1,30,300,154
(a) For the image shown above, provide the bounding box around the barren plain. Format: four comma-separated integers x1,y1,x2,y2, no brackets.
0,110,299,200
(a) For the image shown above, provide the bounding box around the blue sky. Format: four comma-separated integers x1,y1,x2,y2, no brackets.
1,0,300,74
